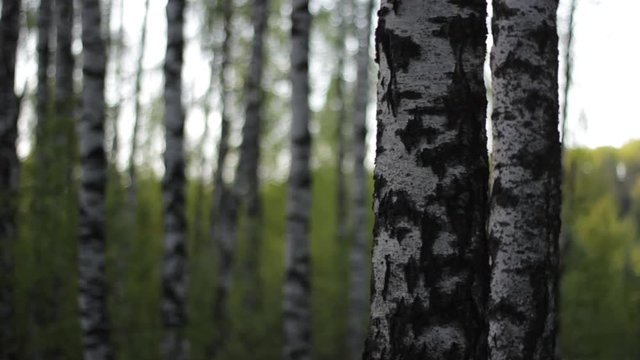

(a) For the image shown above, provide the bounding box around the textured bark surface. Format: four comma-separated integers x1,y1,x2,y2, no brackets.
488,1,561,360
236,0,268,311
78,0,113,358
162,0,188,358
283,0,312,359
348,0,374,359
364,0,488,359
0,1,21,358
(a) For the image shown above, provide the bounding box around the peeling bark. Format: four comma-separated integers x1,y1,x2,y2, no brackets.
78,0,114,358
364,0,489,359
0,1,21,358
488,1,561,360
161,0,188,358
348,0,374,359
283,0,312,359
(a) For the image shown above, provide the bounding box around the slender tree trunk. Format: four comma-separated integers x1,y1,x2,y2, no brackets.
109,0,124,163
334,0,348,251
209,1,235,356
0,1,21,358
78,0,113,359
283,0,312,359
55,0,75,145
363,1,488,359
488,1,561,360
54,0,76,190
347,0,374,359
161,0,188,358
127,0,151,204
236,0,268,310
560,0,576,147
30,1,52,358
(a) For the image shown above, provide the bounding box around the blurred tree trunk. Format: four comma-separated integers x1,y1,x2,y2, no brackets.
127,0,151,206
488,1,561,360
0,1,21,358
334,0,348,256
363,0,489,359
347,0,374,358
209,0,235,357
161,0,188,358
78,0,113,358
236,0,268,311
30,0,52,358
283,0,311,359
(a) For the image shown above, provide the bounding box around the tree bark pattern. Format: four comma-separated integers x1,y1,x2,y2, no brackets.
488,1,561,359
0,1,21,358
283,0,312,359
364,0,488,359
162,0,188,358
348,0,374,359
78,0,114,358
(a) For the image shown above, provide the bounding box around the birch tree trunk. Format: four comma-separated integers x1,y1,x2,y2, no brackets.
348,0,374,358
128,0,150,204
364,1,489,358
209,1,235,356
55,0,75,143
236,0,269,309
488,1,561,359
161,0,188,358
236,0,268,311
36,0,52,140
283,0,312,359
78,0,113,358
334,0,348,251
0,1,21,358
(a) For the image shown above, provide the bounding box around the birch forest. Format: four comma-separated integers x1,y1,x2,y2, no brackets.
1,0,640,359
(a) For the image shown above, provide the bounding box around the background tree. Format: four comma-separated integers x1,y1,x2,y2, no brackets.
161,0,188,358
0,0,21,358
78,0,113,358
487,1,561,359
236,0,269,313
283,0,312,359
348,0,374,358
364,0,489,358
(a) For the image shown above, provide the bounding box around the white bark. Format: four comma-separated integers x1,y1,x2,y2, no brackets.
283,0,312,359
365,1,489,358
78,0,113,358
161,0,188,358
488,1,561,359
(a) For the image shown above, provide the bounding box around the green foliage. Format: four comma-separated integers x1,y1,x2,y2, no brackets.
561,142,640,360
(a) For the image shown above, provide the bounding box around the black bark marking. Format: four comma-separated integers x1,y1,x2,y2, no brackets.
404,257,419,294
382,255,391,300
375,14,420,116
396,107,442,152
528,22,555,55
492,1,520,19
493,52,542,80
